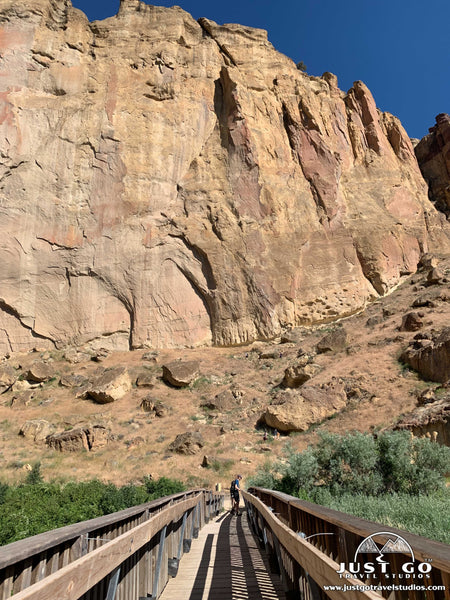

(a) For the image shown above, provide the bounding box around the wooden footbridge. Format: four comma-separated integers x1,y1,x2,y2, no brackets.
0,487,449,600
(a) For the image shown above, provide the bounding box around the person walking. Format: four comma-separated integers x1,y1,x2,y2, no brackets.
230,474,243,516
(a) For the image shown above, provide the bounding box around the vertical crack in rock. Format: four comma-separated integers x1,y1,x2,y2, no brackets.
198,18,237,67
280,102,329,221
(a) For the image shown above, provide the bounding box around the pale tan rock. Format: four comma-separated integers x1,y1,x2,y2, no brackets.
168,431,204,455
162,361,200,387
316,328,347,354
263,381,347,432
46,424,111,451
19,419,54,442
0,364,17,393
86,367,132,403
282,363,321,388
46,428,90,452
24,361,53,383
0,0,448,355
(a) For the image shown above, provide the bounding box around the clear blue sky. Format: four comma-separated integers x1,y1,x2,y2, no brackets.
72,0,449,139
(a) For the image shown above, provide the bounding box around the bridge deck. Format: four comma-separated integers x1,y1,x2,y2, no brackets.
160,509,286,600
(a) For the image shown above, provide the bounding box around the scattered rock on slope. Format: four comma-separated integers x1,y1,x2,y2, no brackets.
85,368,132,403
0,364,17,393
19,419,54,442
282,363,321,388
162,361,200,387
263,380,347,432
168,432,204,455
400,328,450,383
46,425,111,452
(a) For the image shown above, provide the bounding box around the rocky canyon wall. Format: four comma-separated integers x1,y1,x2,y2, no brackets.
0,0,448,353
415,113,450,219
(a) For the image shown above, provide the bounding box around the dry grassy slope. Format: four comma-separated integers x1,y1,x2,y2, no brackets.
0,257,449,490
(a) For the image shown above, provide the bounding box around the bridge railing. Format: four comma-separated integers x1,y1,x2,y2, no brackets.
245,487,450,600
0,488,224,600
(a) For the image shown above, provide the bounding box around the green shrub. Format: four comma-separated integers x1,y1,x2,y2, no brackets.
0,475,186,546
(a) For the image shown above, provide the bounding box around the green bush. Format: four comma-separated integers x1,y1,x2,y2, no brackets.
247,431,450,542
0,476,186,546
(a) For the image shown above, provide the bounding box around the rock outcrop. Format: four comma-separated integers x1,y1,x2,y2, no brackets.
415,114,450,218
400,328,450,383
0,0,448,354
395,393,450,445
46,425,111,451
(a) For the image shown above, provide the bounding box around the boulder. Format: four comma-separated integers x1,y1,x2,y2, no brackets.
282,363,321,388
19,419,54,442
162,361,200,387
395,394,450,445
399,312,423,332
136,373,155,388
140,396,167,417
280,329,304,344
86,367,132,403
168,432,204,455
24,362,53,383
201,386,244,411
46,425,111,452
0,364,17,393
91,348,110,362
142,351,159,362
46,428,90,452
316,328,347,354
400,327,450,383
63,349,91,364
426,267,445,286
59,374,88,388
263,380,347,432
10,391,34,407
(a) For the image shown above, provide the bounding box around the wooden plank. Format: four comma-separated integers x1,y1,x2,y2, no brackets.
252,488,450,571
15,559,33,592
244,491,382,600
1,566,14,600
9,493,202,600
0,491,202,570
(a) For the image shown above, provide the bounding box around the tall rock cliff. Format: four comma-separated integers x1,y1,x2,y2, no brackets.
415,114,450,219
0,0,448,353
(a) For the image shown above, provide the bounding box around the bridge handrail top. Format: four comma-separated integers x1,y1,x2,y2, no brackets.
247,488,450,570
0,489,206,569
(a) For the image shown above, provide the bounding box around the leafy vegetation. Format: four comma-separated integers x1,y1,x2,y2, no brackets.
248,431,450,542
0,468,185,546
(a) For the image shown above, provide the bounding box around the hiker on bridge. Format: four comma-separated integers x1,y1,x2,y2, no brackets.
230,474,243,516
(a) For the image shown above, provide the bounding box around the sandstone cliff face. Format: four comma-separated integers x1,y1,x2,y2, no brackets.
0,0,448,353
415,114,450,219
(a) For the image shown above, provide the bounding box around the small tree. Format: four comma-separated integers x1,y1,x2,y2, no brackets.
296,61,307,72
25,462,43,485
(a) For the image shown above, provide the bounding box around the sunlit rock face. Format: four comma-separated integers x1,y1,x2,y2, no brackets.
415,113,450,219
0,0,448,353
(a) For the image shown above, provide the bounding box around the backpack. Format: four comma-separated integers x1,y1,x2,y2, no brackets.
230,479,236,494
